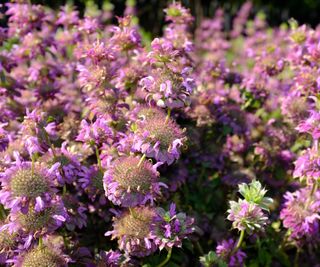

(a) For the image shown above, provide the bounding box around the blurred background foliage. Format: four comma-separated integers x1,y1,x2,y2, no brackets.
27,0,320,37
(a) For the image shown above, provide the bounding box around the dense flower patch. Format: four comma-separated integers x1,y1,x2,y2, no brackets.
0,1,320,266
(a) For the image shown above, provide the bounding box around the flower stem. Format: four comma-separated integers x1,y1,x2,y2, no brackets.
310,182,318,197
95,146,102,171
294,248,301,267
31,154,35,176
306,182,318,208
156,247,172,267
38,237,43,248
63,185,67,195
51,144,57,157
195,241,204,255
0,205,6,220
232,230,245,254
138,154,146,167
63,234,68,249
165,109,171,124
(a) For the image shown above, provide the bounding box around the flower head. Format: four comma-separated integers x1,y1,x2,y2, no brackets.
147,38,179,64
111,16,141,51
132,109,186,164
3,197,67,239
62,194,87,231
79,165,106,203
293,148,320,185
296,110,320,139
216,239,246,267
14,245,67,267
5,3,46,37
0,226,18,252
21,109,57,156
98,250,123,267
280,188,320,241
141,68,195,109
227,199,268,233
40,142,83,185
104,156,165,207
0,157,59,213
106,207,157,257
164,3,193,25
150,203,194,250
78,40,116,64
77,117,114,146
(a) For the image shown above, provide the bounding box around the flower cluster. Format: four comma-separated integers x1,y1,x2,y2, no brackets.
227,180,272,233
2,0,320,266
0,1,196,265
280,188,320,242
216,239,247,267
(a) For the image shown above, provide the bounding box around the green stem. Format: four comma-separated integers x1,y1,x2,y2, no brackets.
63,235,68,249
38,237,43,248
129,207,137,218
232,230,245,254
165,109,171,124
43,127,56,157
306,182,318,208
63,185,67,195
95,146,102,171
195,241,204,255
31,154,35,176
310,182,318,197
138,154,146,167
0,205,6,220
51,144,57,157
294,248,300,267
156,247,172,267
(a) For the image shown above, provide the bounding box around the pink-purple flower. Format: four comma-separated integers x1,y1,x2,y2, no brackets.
216,238,247,267
280,188,320,241
104,155,166,207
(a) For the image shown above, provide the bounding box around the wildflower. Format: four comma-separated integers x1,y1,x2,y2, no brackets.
147,38,179,64
79,165,106,203
216,239,247,267
40,142,83,185
77,118,114,146
2,197,67,238
21,109,57,156
131,108,186,164
78,40,116,64
110,16,141,51
293,148,320,185
280,188,320,240
296,110,320,139
77,64,110,92
62,194,87,231
56,4,79,27
0,156,59,213
5,3,46,37
104,156,165,207
141,68,195,109
150,203,195,250
0,225,18,252
98,250,122,267
105,207,157,257
164,3,193,25
227,199,268,233
14,245,67,267
78,16,99,34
